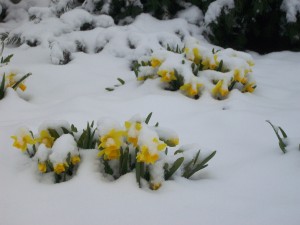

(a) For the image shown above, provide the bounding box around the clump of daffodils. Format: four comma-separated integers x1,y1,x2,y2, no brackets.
133,37,256,100
11,121,81,183
11,114,216,189
0,41,32,100
97,113,216,190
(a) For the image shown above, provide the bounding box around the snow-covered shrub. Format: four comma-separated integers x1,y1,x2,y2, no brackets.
11,114,216,189
133,38,256,100
204,0,300,53
0,41,32,100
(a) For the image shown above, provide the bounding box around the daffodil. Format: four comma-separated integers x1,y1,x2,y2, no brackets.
5,73,27,91
151,58,162,68
242,82,256,93
157,70,177,83
201,58,210,70
54,163,66,174
38,162,47,173
35,130,55,148
164,138,179,147
247,60,255,67
180,82,202,98
71,155,81,165
11,132,35,152
98,129,124,160
233,69,247,84
152,138,167,151
136,146,159,164
125,121,142,147
150,182,162,190
193,48,201,64
212,80,229,98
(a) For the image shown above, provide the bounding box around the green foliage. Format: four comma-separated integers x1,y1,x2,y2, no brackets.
77,122,97,149
266,120,288,154
206,0,300,53
182,150,216,179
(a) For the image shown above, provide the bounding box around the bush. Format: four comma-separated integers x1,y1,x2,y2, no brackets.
204,0,300,53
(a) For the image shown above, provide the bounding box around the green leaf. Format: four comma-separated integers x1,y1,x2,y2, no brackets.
154,122,159,127
165,157,184,180
117,78,125,85
136,162,141,188
0,74,5,100
1,54,13,64
61,127,71,134
216,60,223,72
193,150,200,166
48,128,60,140
11,73,32,90
71,124,78,132
174,149,184,155
197,151,217,168
278,126,287,139
145,112,153,124
266,120,287,154
105,88,114,91
103,160,113,175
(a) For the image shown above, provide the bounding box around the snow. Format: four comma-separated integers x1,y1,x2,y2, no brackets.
204,0,234,24
1,6,300,225
281,0,300,22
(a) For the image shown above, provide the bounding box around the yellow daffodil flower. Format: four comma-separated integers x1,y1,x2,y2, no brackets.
125,121,142,147
11,133,35,152
38,162,47,173
5,73,27,91
152,138,167,151
54,163,65,174
247,60,255,67
35,130,54,148
193,48,201,64
98,129,124,160
136,146,159,164
71,155,81,165
150,182,162,190
212,80,229,98
242,82,256,93
151,58,162,68
157,70,177,83
201,58,210,70
233,69,247,84
180,83,202,98
164,138,179,147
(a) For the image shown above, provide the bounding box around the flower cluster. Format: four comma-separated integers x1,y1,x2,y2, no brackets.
11,113,216,189
11,123,81,183
96,113,216,190
0,42,32,100
133,38,256,100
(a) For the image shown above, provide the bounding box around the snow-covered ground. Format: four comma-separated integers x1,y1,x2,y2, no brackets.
1,10,300,225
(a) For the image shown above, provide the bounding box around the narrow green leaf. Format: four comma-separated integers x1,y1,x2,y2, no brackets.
193,150,200,166
117,78,125,85
136,162,141,188
217,60,223,72
0,74,5,100
11,73,32,90
197,151,217,168
165,157,184,180
278,126,287,139
174,149,184,155
71,124,78,132
1,54,13,64
145,112,152,124
61,127,71,134
266,120,287,153
48,128,60,140
185,164,208,178
105,88,114,91
154,122,159,127
103,160,113,175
